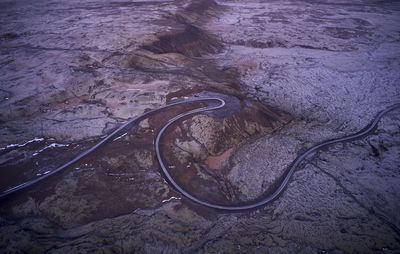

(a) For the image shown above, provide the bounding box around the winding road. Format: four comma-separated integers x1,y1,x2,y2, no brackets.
1,97,399,212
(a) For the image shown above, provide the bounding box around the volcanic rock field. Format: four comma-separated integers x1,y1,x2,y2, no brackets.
0,0,400,253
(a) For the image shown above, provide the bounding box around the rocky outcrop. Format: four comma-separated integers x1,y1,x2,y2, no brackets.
1,0,400,253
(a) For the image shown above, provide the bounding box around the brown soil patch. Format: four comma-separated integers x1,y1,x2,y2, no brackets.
158,97,292,205
184,0,221,16
205,147,233,170
142,24,223,57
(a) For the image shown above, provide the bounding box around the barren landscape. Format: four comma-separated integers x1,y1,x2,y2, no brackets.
0,0,400,253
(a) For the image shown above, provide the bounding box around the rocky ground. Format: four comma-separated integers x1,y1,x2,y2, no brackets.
0,0,400,253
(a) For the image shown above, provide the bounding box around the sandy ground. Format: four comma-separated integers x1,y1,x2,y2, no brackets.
0,0,400,253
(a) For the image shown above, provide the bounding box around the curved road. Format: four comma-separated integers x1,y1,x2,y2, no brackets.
156,101,400,210
0,97,224,199
1,97,399,212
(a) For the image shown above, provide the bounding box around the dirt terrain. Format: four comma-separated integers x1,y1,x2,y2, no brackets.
0,0,399,253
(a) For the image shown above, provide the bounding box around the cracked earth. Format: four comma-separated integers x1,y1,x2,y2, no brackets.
0,0,400,253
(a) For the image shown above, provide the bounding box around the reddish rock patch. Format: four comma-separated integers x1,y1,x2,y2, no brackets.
205,147,233,170
158,95,292,205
